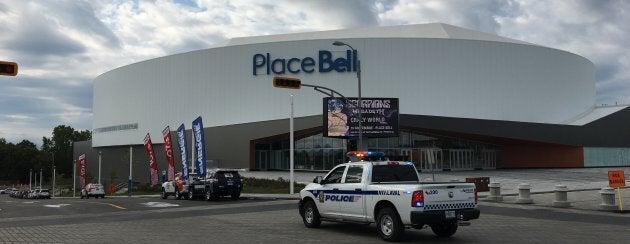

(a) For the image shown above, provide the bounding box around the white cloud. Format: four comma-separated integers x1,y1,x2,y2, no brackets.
0,0,628,145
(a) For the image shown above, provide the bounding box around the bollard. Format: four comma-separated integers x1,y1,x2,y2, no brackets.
552,185,570,208
599,187,618,211
487,182,503,202
516,183,533,204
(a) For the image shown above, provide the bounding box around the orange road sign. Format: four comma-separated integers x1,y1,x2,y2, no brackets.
608,170,626,187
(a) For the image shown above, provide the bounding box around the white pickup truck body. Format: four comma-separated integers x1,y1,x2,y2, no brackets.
299,160,480,241
161,173,189,200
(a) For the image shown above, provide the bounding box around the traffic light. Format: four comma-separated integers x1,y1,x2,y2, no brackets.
273,76,301,89
0,61,18,76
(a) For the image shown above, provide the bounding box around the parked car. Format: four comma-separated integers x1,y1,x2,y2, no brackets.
81,183,105,199
0,188,5,194
9,189,22,198
5,188,18,195
27,190,38,199
187,169,243,201
37,189,51,199
15,189,29,199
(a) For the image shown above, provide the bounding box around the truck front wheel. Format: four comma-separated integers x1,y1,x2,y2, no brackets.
301,200,321,228
430,220,458,237
377,207,404,242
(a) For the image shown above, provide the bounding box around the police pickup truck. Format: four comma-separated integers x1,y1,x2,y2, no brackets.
299,151,480,242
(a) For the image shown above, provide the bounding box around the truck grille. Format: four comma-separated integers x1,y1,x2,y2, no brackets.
424,202,475,210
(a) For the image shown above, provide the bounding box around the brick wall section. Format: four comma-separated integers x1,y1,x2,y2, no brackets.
502,145,584,168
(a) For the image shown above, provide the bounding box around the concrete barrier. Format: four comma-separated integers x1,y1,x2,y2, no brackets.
487,182,503,202
599,187,618,211
516,183,533,204
552,185,570,208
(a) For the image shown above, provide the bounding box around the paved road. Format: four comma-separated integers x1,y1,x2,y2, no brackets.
1,194,629,243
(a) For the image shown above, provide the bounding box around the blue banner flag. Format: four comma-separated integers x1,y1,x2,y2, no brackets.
177,124,189,181
192,116,207,178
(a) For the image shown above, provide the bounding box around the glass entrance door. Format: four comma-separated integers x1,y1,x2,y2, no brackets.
414,148,443,172
256,150,269,170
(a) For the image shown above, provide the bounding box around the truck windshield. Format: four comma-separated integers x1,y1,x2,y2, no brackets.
371,165,419,182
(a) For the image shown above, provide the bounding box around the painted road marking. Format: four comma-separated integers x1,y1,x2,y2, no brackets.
106,203,127,210
142,202,180,208
43,204,71,208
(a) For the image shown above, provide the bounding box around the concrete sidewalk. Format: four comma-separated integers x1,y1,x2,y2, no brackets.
241,167,630,213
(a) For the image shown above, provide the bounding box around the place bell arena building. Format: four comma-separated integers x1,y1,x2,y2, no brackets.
75,23,630,184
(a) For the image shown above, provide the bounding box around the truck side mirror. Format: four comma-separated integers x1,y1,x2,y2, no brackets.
313,176,323,184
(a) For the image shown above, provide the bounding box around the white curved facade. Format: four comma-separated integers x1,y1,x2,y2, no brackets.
93,23,595,147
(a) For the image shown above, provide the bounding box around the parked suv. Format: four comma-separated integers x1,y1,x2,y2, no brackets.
187,169,243,201
204,169,243,200
81,183,105,199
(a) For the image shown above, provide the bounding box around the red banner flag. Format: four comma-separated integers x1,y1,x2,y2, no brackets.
79,154,86,189
144,133,159,186
162,126,175,181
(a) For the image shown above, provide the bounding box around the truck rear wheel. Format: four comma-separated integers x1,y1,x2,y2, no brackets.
301,200,321,228
430,220,458,237
377,207,404,242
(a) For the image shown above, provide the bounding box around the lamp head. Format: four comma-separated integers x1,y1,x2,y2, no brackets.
332,41,346,46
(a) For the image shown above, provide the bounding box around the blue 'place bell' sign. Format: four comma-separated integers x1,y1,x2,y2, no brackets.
252,50,357,75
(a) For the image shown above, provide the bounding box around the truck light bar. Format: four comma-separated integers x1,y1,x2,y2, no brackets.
346,151,385,158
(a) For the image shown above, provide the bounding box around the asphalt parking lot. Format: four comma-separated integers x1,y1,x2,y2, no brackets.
2,167,629,243
1,192,630,243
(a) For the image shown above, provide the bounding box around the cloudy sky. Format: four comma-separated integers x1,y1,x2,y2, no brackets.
0,0,628,146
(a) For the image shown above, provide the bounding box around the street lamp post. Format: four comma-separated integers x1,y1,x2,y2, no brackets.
51,153,55,197
39,168,42,189
290,94,294,195
52,165,56,198
73,160,76,198
98,151,102,184
332,41,362,150
129,146,133,197
29,169,32,190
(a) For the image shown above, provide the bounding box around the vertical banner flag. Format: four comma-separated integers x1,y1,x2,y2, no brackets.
144,133,159,186
192,116,207,178
79,154,86,189
162,126,175,181
177,124,189,181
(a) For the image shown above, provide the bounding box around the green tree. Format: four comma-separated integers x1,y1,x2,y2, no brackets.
0,139,48,184
42,125,92,178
